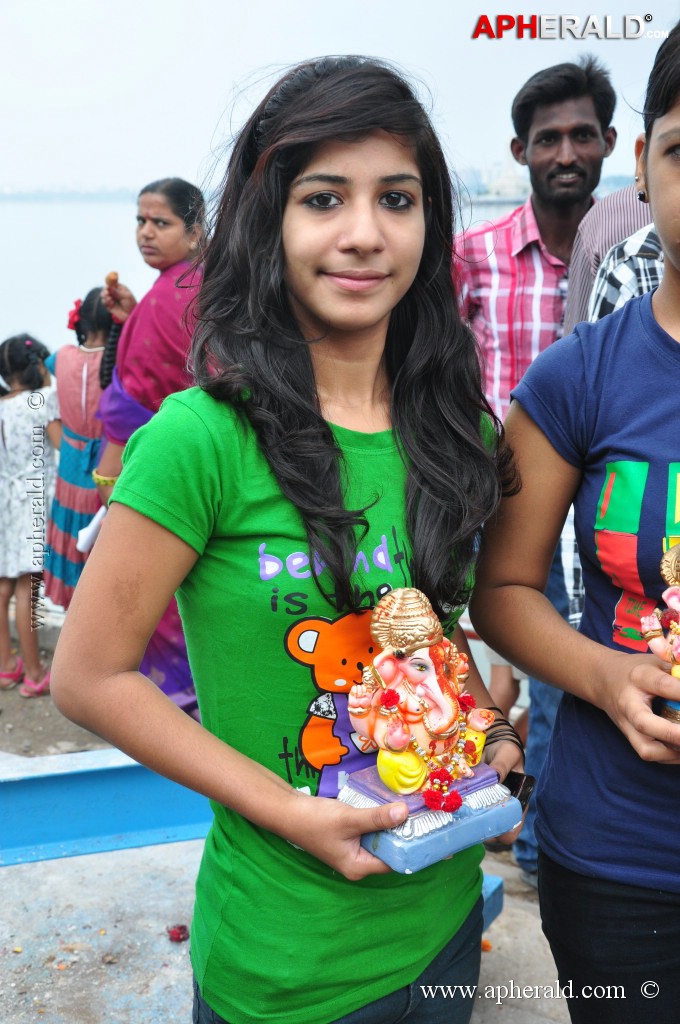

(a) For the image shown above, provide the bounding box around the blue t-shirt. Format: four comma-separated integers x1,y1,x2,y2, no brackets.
513,291,680,892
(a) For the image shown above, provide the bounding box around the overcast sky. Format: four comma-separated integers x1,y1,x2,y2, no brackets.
4,0,678,195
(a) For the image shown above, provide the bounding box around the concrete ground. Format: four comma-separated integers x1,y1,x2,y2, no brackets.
1,838,567,1024
1,840,198,1024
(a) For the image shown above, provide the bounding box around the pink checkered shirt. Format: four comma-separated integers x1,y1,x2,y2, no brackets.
455,197,569,421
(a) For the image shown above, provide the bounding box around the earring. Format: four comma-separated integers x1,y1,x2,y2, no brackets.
637,189,647,202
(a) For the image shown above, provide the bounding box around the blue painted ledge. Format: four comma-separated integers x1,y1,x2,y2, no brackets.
0,748,212,866
0,747,503,928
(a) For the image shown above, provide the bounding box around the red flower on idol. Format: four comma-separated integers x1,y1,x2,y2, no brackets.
458,693,477,713
380,688,400,709
423,788,462,813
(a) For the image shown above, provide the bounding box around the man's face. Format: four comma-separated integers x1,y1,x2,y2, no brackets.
512,96,616,209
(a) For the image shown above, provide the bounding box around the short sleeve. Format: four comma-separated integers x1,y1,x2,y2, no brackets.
111,392,224,555
44,385,60,423
511,331,589,467
480,412,496,454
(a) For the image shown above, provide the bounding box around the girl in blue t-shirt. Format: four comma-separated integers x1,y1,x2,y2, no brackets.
51,57,522,1024
471,23,680,1024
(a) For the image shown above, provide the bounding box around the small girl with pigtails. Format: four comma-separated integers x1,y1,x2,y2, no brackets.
0,334,60,697
44,289,119,610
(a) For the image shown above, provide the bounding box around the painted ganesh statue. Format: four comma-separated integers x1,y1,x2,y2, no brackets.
640,542,680,724
348,587,494,812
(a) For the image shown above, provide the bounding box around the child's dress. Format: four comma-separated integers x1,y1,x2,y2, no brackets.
44,345,104,608
0,386,59,579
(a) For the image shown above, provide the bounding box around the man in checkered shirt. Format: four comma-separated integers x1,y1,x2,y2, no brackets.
587,222,663,321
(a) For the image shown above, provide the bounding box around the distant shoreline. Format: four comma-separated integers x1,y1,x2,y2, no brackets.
1,177,631,204
0,190,137,203
465,195,527,204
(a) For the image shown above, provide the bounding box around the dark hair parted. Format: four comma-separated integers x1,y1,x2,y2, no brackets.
191,55,516,619
0,333,51,395
643,20,680,136
512,55,616,141
139,177,206,232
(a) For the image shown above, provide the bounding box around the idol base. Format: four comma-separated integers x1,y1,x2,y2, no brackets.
338,762,522,874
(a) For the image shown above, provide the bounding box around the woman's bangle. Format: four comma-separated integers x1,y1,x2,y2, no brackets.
92,468,119,487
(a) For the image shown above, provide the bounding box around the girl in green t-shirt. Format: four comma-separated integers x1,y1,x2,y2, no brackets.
52,57,522,1024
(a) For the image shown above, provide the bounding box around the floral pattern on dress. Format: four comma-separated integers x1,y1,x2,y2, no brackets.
0,386,59,578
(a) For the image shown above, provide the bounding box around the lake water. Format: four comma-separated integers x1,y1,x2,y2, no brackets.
2,199,159,353
1,196,519,354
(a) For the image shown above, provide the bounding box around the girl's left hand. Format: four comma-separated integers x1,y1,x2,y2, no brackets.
483,739,526,847
483,737,524,785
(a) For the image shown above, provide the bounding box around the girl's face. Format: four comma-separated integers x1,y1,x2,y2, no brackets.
636,99,680,277
136,193,201,271
281,131,426,347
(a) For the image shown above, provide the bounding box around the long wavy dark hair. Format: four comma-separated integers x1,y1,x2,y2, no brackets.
191,55,516,619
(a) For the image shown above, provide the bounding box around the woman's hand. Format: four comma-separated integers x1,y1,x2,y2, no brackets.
284,793,409,881
102,280,137,323
592,648,680,763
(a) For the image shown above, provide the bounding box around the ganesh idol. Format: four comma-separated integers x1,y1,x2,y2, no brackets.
640,541,680,723
348,588,494,809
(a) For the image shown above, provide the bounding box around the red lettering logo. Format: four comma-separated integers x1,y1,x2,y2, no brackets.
472,13,539,39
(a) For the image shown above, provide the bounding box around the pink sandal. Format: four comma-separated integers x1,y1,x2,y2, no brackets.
19,667,51,698
0,656,24,690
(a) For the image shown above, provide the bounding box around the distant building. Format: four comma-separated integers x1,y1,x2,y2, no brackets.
487,155,529,198
488,171,530,198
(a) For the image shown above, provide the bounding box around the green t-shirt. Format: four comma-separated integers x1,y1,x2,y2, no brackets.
114,387,483,1024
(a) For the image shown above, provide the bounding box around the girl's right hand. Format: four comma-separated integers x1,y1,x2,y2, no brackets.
594,648,680,763
101,281,137,323
284,792,408,880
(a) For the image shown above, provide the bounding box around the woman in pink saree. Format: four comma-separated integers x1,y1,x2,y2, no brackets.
95,177,205,717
